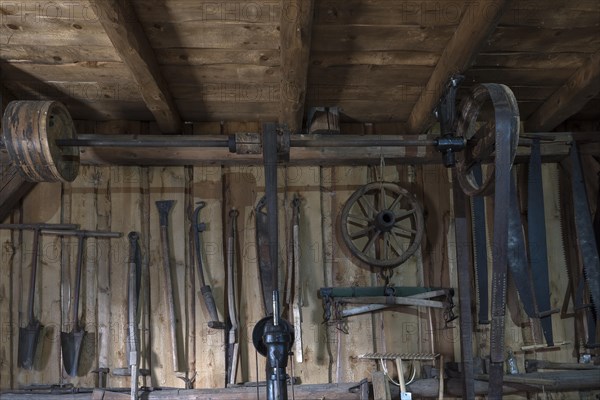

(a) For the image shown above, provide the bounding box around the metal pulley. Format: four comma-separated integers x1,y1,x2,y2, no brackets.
455,84,520,196
340,182,425,269
2,100,80,182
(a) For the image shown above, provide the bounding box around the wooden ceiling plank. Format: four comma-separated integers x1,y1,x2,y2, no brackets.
526,51,600,132
407,0,510,134
89,0,182,133
279,0,315,133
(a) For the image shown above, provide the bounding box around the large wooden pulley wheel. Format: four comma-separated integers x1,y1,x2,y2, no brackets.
2,100,80,182
455,84,520,196
341,182,425,269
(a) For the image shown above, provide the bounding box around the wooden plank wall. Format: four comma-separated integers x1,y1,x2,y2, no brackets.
0,122,591,398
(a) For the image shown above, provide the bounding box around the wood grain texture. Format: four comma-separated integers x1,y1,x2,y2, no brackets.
279,0,314,133
407,0,510,134
526,51,600,132
90,0,182,133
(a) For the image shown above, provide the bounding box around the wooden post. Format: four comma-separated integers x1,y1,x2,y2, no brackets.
279,0,315,133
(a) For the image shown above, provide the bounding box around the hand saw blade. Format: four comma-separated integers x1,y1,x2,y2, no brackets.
255,196,275,316
527,138,554,346
507,174,537,319
569,142,600,324
471,164,490,325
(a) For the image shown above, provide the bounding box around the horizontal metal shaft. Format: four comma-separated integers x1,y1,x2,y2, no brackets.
289,137,438,147
41,229,122,238
0,223,78,231
54,134,440,149
56,136,229,148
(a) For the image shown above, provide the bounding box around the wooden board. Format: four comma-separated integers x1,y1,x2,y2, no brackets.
312,25,456,53
141,23,279,50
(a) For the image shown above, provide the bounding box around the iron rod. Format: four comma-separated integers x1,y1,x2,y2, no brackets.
56,136,229,148
0,223,78,231
289,138,438,147
40,229,122,238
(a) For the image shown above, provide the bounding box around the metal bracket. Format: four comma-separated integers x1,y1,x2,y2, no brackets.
434,75,465,167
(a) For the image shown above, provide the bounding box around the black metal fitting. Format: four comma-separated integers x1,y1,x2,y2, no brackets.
264,321,293,400
434,75,464,168
435,135,467,167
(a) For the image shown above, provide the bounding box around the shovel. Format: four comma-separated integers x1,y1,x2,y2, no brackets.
61,232,87,377
18,228,42,370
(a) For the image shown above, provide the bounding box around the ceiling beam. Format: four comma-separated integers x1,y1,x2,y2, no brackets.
407,0,509,134
526,51,600,132
90,0,182,133
279,0,315,133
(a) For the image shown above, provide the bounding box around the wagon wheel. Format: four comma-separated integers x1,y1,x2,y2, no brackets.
341,182,425,269
455,84,520,196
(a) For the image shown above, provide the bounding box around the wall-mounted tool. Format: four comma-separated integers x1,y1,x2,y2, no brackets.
128,232,141,400
155,200,180,373
290,195,303,363
567,143,600,328
0,223,78,369
526,139,558,346
319,286,455,324
256,196,275,316
340,182,425,269
41,229,122,377
191,201,225,330
225,209,240,386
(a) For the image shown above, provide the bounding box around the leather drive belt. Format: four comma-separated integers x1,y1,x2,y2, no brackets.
472,165,490,325
456,84,520,399
485,85,518,400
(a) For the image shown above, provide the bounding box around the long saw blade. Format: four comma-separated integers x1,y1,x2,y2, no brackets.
507,174,537,319
471,165,490,324
527,138,555,346
569,142,600,324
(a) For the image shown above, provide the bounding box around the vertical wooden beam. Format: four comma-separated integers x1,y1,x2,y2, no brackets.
279,0,315,133
407,0,509,134
526,51,600,132
90,0,182,133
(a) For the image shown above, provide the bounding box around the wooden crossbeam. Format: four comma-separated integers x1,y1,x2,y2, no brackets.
407,0,509,134
279,0,315,133
526,51,600,132
90,0,182,133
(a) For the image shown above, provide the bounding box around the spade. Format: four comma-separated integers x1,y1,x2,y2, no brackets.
17,228,42,370
61,233,86,377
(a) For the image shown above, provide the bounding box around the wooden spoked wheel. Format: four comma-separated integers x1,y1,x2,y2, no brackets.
341,182,425,269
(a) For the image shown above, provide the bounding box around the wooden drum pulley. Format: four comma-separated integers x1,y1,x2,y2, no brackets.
2,100,80,182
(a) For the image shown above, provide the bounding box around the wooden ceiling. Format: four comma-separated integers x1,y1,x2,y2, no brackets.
1,0,599,133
